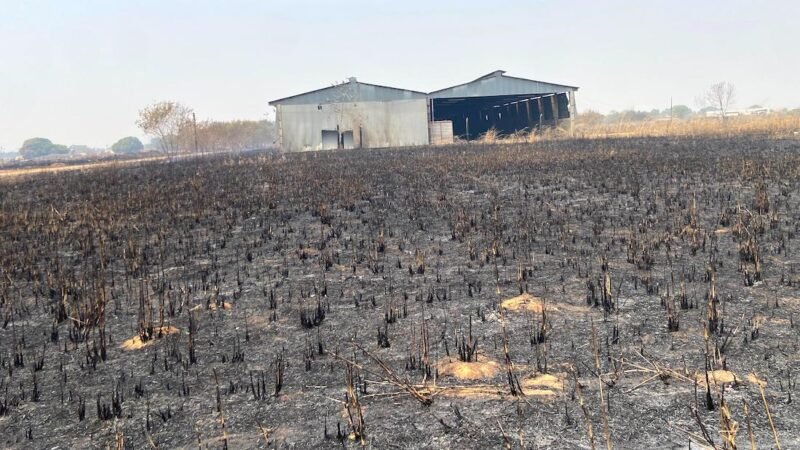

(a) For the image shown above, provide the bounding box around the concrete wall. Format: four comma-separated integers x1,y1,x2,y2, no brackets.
276,99,429,152
429,121,454,145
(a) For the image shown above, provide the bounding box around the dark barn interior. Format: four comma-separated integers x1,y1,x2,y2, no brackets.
430,93,570,139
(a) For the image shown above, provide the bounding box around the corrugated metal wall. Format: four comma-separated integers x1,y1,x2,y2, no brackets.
276,99,429,152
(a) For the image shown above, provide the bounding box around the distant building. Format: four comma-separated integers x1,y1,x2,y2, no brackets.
0,151,19,161
269,70,578,152
69,145,111,157
704,106,772,118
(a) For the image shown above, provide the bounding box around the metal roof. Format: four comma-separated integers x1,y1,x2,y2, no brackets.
269,71,579,106
269,78,427,106
428,70,578,99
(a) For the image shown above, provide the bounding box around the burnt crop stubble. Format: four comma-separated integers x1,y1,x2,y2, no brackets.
0,136,799,448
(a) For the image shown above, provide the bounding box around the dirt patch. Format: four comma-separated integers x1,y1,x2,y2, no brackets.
191,302,233,312
522,373,564,390
747,373,768,387
120,326,181,350
500,293,551,314
695,369,743,386
521,373,564,396
433,385,558,399
431,374,563,399
438,356,500,381
433,385,505,399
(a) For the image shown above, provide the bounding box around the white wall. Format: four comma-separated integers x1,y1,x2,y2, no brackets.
276,99,429,152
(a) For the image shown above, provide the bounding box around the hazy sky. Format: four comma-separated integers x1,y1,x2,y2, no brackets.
1,0,798,151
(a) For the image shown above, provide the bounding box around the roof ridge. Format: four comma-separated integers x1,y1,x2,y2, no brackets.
472,70,506,82
269,80,426,105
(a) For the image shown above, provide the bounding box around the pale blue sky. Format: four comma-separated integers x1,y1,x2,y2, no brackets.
1,0,798,151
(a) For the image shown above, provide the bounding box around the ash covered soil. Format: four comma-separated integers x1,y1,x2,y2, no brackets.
1,137,799,449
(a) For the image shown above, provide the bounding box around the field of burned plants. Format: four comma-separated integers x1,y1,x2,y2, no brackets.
1,136,799,449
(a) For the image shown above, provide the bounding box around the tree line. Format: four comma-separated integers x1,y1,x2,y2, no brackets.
137,101,275,157
15,101,275,160
578,81,800,126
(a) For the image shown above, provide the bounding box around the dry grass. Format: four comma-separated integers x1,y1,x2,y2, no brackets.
575,114,800,139
747,373,768,387
0,156,166,179
522,373,564,391
434,383,560,399
477,127,500,144
428,373,563,399
500,293,589,315
469,114,800,146
432,385,506,399
476,127,562,144
694,369,743,386
437,355,500,381
500,293,549,314
120,326,181,350
190,301,233,312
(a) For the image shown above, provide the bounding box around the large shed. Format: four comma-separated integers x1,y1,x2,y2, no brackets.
428,70,578,139
269,79,429,152
269,70,578,152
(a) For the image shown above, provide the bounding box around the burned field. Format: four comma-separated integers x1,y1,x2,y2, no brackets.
1,137,799,449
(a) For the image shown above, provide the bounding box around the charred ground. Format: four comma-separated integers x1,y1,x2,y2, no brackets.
1,137,799,449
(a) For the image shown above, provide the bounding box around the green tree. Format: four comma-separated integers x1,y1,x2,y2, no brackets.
19,137,69,159
111,136,144,155
671,105,693,119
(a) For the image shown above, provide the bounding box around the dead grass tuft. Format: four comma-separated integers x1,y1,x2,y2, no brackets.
522,373,564,391
747,373,768,387
432,381,561,399
695,369,743,386
438,355,500,381
478,128,499,144
575,114,800,139
191,302,233,312
500,293,551,314
121,326,180,350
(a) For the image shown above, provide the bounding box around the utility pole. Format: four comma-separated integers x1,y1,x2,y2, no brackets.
668,97,673,134
192,112,198,156
670,97,673,121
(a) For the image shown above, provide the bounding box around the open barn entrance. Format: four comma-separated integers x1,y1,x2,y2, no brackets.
430,93,570,140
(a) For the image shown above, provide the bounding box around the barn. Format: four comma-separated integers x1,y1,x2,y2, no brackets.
269,70,578,152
